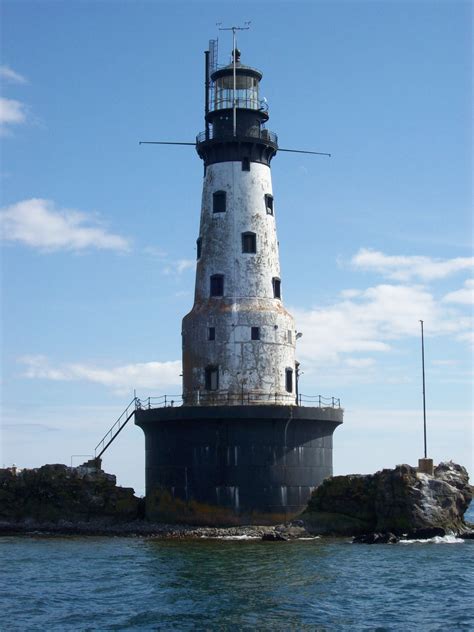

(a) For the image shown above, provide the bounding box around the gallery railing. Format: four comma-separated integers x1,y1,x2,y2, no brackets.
196,127,278,145
135,393,341,409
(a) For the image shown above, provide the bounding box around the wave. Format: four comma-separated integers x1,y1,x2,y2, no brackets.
399,534,464,545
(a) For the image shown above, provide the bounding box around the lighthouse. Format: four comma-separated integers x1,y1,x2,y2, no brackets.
183,48,296,406
135,41,343,524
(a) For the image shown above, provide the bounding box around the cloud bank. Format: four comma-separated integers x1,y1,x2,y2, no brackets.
0,65,27,84
19,356,182,394
351,248,474,281
0,97,28,133
0,198,130,252
293,281,472,368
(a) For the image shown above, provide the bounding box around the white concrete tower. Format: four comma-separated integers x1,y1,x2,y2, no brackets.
182,48,296,405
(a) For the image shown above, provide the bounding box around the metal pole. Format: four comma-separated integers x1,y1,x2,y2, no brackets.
232,28,236,137
295,361,300,406
204,50,210,140
420,320,427,458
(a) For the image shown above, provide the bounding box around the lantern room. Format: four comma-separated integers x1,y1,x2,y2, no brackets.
211,50,263,112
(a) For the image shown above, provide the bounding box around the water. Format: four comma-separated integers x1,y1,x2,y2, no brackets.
2,511,473,631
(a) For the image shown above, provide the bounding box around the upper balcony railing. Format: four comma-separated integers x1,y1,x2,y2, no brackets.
135,393,341,409
196,127,278,146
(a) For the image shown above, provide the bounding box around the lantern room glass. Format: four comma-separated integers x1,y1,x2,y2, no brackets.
214,74,260,111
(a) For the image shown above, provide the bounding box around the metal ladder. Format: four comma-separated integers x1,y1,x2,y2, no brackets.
94,397,137,459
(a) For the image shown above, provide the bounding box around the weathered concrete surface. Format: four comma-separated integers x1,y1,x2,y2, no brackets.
0,462,141,524
302,461,473,536
182,160,297,405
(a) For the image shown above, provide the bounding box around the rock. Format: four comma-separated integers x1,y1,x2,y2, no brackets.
353,532,399,544
275,524,309,539
404,527,446,540
302,461,472,536
261,532,289,541
0,462,140,524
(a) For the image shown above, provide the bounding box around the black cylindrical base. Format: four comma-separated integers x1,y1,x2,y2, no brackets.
135,405,342,525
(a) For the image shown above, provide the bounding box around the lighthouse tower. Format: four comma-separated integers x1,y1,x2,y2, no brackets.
182,48,296,406
135,43,343,524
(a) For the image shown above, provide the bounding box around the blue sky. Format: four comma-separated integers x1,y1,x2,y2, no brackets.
1,1,472,495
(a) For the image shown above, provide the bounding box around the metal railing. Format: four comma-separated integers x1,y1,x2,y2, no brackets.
135,395,183,410
196,127,278,146
136,392,341,409
299,394,341,408
91,392,341,459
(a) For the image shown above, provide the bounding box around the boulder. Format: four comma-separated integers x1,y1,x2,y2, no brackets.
303,461,472,536
0,462,141,524
261,532,289,541
353,532,399,544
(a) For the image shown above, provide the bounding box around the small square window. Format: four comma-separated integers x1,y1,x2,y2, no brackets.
272,277,281,299
251,326,260,340
210,274,224,297
213,191,226,213
242,232,256,254
205,366,219,391
208,327,215,341
285,368,293,393
242,158,250,171
265,194,274,215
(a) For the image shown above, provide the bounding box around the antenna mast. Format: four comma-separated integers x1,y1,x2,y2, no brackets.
218,22,251,137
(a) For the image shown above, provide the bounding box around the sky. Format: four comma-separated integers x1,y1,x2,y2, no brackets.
1,0,472,496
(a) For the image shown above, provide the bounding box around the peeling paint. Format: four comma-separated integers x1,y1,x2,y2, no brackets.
182,161,296,405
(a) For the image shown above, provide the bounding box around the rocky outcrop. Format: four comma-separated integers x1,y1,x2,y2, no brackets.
0,461,141,525
1,460,471,540
302,461,473,537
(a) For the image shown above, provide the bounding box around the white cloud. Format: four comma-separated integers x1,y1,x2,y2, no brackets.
292,283,472,368
144,246,168,258
351,248,474,281
0,65,27,84
163,258,195,275
457,331,474,345
0,97,27,133
345,357,376,368
19,356,182,395
442,279,474,305
0,198,130,252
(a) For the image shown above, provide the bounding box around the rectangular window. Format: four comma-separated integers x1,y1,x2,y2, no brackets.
242,232,257,254
210,274,224,297
196,237,202,260
285,368,293,393
265,194,274,215
272,277,281,299
213,191,226,213
205,366,219,391
287,330,292,344
208,327,215,341
242,157,250,171
251,326,260,340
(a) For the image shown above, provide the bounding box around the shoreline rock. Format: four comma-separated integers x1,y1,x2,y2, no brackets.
302,461,473,539
1,460,472,541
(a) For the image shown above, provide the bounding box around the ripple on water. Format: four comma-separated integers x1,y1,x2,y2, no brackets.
0,535,473,631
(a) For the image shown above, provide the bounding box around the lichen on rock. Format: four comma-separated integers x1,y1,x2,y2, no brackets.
302,461,472,537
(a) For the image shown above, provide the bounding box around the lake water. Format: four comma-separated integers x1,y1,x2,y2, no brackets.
2,508,473,631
